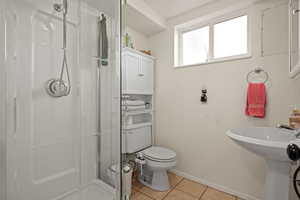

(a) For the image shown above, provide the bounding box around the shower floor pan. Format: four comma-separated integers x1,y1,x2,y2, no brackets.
57,180,115,200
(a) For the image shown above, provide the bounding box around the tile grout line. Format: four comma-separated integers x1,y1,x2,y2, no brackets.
172,177,184,188
161,177,185,200
137,187,156,200
161,188,174,200
174,187,204,199
174,178,208,200
134,175,215,200
133,175,238,200
137,183,173,200
198,186,208,200
131,177,153,200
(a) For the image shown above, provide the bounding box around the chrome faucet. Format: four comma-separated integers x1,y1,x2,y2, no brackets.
277,124,300,138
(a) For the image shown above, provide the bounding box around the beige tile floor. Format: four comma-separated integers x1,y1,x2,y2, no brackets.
131,172,243,200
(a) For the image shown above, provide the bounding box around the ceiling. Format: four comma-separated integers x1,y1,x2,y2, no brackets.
126,4,166,36
144,0,215,19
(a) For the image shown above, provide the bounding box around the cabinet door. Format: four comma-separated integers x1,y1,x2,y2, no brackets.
140,56,154,94
123,52,140,93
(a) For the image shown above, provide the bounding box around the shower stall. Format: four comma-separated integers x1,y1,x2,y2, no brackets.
0,0,122,199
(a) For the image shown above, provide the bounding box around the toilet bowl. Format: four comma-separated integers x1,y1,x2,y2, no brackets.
138,146,176,191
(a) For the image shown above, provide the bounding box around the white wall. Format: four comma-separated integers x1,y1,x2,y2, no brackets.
150,0,300,199
126,0,167,36
126,26,150,51
127,0,166,28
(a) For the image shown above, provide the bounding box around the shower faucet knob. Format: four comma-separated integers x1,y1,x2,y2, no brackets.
46,79,70,98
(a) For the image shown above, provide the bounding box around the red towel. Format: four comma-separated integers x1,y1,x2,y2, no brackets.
245,83,266,118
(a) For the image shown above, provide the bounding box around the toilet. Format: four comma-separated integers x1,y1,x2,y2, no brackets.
138,146,177,191
123,125,177,191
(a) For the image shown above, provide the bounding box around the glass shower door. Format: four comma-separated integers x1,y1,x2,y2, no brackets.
0,0,121,200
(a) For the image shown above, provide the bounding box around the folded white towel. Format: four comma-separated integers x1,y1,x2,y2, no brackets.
122,100,145,106
122,105,146,111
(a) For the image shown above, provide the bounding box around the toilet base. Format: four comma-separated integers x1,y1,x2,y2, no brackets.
139,170,170,191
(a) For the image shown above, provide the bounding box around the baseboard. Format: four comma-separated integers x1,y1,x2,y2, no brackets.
170,169,261,200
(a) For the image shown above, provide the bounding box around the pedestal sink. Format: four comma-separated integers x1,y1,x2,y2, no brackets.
226,127,296,200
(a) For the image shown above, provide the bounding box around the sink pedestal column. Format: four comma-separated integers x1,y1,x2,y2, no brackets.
265,160,290,200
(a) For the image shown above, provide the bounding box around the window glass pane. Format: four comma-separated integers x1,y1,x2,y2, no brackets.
214,15,248,58
182,26,209,65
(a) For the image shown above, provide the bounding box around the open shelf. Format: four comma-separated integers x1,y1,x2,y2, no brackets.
123,122,152,130
124,109,153,116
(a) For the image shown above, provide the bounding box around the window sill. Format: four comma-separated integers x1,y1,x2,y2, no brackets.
174,54,252,69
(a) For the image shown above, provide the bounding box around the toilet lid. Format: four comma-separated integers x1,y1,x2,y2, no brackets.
142,146,176,161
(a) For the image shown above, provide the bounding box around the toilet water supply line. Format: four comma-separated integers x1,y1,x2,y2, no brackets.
135,153,146,178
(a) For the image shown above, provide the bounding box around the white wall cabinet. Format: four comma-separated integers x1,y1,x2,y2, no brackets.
122,48,154,94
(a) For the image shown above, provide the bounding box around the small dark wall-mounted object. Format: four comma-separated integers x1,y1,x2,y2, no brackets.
201,89,207,103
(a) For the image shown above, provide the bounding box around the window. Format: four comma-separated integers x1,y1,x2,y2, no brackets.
181,26,209,66
214,16,248,59
175,14,249,67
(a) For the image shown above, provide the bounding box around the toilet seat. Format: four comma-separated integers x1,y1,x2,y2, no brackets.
142,146,176,162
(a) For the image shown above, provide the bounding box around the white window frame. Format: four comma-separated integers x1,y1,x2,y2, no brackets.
178,24,210,65
174,10,251,68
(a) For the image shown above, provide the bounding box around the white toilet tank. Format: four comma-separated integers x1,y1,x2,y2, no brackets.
123,125,152,153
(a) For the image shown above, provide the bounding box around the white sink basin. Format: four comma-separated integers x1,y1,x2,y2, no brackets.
226,127,296,200
227,127,296,161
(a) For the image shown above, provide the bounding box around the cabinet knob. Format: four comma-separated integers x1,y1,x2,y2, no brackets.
287,144,300,161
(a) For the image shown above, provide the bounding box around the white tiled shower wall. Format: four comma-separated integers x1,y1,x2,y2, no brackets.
0,0,120,199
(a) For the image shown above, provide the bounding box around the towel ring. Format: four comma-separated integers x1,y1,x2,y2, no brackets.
246,67,269,83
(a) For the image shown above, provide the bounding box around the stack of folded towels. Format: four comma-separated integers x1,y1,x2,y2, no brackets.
122,100,146,111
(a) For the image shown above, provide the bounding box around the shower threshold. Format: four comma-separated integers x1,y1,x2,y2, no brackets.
55,179,116,200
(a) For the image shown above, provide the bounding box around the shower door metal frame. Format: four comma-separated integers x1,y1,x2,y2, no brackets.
120,0,126,199
0,0,123,199
0,2,7,199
